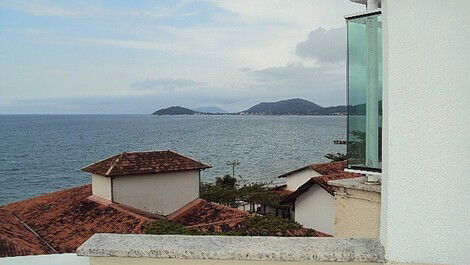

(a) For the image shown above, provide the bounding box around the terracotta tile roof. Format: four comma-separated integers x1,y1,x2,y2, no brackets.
270,189,294,196
0,185,158,256
168,199,251,233
0,209,51,257
168,199,328,237
277,160,346,178
81,150,211,177
311,172,362,194
282,162,362,203
310,160,347,175
277,165,311,178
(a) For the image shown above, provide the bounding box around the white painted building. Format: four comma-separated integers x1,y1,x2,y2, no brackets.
279,161,359,235
82,150,211,216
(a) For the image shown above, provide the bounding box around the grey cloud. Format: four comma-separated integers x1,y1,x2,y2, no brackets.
2,64,346,114
248,63,343,84
1,90,250,114
295,27,346,63
131,78,203,90
238,67,251,72
245,63,346,106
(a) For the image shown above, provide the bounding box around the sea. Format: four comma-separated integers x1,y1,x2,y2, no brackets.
0,115,346,205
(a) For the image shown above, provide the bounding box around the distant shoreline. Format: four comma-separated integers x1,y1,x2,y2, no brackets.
152,113,346,116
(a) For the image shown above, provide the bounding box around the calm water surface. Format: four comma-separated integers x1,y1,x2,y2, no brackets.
0,115,346,205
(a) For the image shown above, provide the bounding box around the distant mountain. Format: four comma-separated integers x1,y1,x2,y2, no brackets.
322,105,348,115
152,99,349,116
241,98,345,115
193,107,227,113
152,106,197,115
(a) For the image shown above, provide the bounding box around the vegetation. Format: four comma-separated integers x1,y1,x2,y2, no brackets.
325,131,367,162
347,130,367,164
145,174,315,237
200,175,291,209
152,106,197,115
324,152,349,161
145,219,204,235
145,215,316,237
227,215,316,237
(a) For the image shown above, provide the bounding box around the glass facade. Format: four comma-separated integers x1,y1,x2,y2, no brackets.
346,12,382,172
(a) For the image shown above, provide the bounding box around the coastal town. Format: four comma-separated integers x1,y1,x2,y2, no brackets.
1,0,469,264
1,150,376,256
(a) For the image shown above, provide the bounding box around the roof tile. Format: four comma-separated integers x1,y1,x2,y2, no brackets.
282,161,362,203
82,150,211,177
0,185,156,255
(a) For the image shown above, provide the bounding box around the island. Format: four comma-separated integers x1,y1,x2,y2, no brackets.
152,98,347,116
152,106,197,115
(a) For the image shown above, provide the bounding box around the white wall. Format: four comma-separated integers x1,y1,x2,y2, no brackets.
92,174,112,200
295,185,335,235
381,1,470,264
113,170,200,215
285,169,321,191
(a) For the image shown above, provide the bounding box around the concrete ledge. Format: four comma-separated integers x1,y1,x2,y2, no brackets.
329,177,381,193
77,234,385,263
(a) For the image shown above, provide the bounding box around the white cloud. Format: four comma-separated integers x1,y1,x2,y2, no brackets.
0,0,363,113
296,27,346,63
209,0,362,30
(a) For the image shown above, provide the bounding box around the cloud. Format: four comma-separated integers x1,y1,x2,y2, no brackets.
244,62,346,106
75,38,182,52
131,78,203,90
0,90,251,114
295,27,346,63
0,1,361,114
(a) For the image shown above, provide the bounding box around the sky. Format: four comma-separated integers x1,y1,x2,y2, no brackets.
0,0,363,114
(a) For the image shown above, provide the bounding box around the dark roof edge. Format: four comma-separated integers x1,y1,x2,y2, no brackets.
80,153,119,174
277,165,312,178
281,178,335,204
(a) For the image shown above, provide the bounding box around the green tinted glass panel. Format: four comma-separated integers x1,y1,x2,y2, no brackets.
347,13,382,172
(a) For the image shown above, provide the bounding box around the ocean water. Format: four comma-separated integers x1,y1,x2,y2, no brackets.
0,115,346,205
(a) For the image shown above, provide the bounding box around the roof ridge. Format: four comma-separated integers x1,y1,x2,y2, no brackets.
123,150,166,154
105,152,125,176
81,150,210,177
80,153,120,172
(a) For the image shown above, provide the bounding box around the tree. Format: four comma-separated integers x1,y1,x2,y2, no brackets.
324,152,349,161
215,175,237,190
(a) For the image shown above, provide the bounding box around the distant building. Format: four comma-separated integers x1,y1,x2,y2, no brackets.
81,150,210,215
279,161,361,235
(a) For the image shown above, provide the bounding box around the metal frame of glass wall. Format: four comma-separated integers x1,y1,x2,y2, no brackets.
346,11,382,173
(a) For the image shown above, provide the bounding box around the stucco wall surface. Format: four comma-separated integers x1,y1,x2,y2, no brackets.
295,185,335,234
92,174,112,200
285,169,321,191
112,170,199,215
381,0,470,264
334,187,381,238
